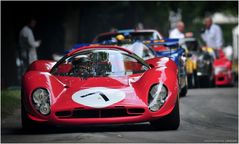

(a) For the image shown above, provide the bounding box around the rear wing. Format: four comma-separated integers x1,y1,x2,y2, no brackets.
66,38,180,54
144,39,183,57
66,39,133,54
143,38,179,48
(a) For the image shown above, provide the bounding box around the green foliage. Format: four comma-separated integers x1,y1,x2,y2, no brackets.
1,90,21,118
127,1,238,44
80,1,238,45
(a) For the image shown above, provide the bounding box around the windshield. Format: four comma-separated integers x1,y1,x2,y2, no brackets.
96,32,157,43
51,49,150,78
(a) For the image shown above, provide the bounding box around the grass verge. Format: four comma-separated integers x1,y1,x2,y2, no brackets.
1,89,21,119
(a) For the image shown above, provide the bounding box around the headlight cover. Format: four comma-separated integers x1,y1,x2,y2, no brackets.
32,88,51,116
148,84,168,112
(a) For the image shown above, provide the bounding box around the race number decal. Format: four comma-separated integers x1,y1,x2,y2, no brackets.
72,87,126,108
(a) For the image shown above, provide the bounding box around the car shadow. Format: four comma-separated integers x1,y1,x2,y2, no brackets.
1,122,177,135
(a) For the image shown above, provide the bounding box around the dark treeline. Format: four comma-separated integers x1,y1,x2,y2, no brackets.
1,1,238,87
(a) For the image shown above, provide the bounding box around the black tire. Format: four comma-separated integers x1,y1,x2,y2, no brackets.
21,101,37,130
187,74,193,88
209,77,215,88
150,98,180,130
193,70,198,88
198,76,203,88
198,76,210,88
179,86,187,97
188,73,197,88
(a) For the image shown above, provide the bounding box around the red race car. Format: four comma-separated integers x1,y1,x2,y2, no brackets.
213,49,233,86
22,45,180,130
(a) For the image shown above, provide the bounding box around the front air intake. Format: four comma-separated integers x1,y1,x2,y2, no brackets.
56,107,145,118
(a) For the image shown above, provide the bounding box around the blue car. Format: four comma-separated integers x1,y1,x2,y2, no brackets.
122,40,187,97
145,40,187,97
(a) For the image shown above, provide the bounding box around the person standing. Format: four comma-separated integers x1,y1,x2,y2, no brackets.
169,21,185,39
19,18,41,65
201,16,224,57
169,21,194,88
169,21,193,39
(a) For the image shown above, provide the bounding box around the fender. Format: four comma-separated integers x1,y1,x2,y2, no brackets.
145,57,178,73
22,71,65,119
27,60,56,72
131,66,178,116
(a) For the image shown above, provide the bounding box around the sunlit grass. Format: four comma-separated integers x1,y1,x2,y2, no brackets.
1,90,21,118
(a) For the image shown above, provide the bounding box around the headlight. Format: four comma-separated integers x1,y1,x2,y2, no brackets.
148,84,168,112
32,88,51,115
214,67,227,75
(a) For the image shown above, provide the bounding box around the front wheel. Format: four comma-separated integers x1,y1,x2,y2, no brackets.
21,102,52,131
21,90,50,130
21,102,38,130
150,98,180,130
187,74,193,88
198,76,212,88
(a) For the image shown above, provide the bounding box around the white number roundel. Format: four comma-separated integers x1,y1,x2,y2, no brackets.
72,87,126,108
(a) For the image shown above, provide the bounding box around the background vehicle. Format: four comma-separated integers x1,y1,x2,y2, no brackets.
125,40,188,97
21,45,180,130
180,38,214,88
146,40,188,97
93,29,163,43
213,49,233,86
94,30,188,97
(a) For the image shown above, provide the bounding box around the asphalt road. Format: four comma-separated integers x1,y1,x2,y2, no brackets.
1,87,238,143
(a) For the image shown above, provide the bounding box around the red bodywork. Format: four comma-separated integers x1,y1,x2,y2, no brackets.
22,45,179,126
213,49,233,86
